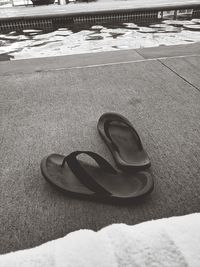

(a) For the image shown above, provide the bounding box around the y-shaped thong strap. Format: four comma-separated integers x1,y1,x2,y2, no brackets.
61,151,117,196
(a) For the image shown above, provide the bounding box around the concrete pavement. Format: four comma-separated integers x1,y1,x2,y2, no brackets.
0,42,199,75
0,44,200,254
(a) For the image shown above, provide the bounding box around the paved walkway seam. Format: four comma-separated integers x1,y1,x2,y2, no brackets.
1,54,200,76
157,59,200,94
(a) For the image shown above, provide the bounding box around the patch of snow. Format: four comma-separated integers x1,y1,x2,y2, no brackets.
1,18,200,60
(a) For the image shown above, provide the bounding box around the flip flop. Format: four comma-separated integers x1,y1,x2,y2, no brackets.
97,113,151,171
41,151,153,203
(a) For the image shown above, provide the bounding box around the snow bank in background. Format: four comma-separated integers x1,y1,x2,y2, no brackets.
0,19,200,60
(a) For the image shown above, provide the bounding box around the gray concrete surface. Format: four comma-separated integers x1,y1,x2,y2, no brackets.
0,49,200,254
0,43,200,75
159,55,200,90
0,49,143,75
137,43,200,59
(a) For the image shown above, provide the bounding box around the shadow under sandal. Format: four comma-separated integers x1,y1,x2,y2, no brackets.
41,151,153,203
98,113,151,171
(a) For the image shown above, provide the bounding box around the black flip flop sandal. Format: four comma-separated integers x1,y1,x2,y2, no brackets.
41,151,153,203
98,113,151,171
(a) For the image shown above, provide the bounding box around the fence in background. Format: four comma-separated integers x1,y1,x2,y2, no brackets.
0,5,200,33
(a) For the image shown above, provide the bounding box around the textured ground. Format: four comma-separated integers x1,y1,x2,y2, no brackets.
0,44,200,254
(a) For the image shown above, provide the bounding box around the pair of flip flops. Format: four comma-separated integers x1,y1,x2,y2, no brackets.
41,113,154,204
